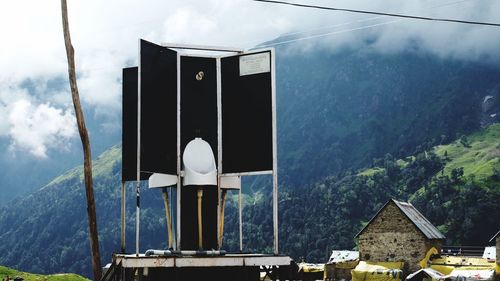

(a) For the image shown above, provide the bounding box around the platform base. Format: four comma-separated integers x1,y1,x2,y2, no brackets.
102,253,294,281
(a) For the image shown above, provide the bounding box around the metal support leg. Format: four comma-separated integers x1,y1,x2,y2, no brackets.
239,188,243,252
120,181,126,253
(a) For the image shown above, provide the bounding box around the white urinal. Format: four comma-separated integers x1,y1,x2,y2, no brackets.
182,138,217,186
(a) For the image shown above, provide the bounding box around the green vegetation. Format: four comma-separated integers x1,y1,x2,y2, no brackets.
229,124,500,261
0,266,88,281
356,124,500,180
357,167,384,177
47,145,121,187
434,123,500,180
275,47,500,188
0,47,499,277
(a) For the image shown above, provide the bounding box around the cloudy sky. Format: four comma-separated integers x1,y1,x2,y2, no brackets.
1,0,499,158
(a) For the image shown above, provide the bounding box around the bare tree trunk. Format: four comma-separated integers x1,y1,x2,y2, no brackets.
60,1,102,280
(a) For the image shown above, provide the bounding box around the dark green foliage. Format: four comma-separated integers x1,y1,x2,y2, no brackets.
411,175,500,246
230,149,499,263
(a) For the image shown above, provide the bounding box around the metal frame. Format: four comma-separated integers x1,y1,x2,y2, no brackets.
132,41,278,255
270,48,278,255
136,39,142,256
216,57,223,249
161,42,244,53
174,47,278,253
176,52,182,251
222,170,272,177
217,47,278,254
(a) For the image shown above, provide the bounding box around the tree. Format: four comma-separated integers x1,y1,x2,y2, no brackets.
60,1,102,280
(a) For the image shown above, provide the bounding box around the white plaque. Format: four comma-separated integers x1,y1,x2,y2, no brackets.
239,52,270,76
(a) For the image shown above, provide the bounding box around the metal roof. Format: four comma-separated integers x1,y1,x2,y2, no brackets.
355,199,445,240
392,200,445,240
328,250,359,264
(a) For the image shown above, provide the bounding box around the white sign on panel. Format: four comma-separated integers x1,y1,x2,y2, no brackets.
239,52,270,76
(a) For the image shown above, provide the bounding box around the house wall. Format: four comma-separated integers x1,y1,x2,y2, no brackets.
358,203,442,273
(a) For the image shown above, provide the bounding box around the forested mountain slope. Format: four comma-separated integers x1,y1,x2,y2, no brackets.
275,46,500,187
0,48,499,277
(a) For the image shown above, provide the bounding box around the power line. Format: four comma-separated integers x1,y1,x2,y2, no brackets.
276,0,475,38
256,19,401,48
253,0,500,27
247,0,475,48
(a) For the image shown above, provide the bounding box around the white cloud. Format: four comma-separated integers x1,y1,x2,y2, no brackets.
7,99,76,158
0,85,30,137
0,0,499,158
0,84,76,158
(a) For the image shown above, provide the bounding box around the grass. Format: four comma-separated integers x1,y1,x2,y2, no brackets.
434,123,500,180
356,124,500,181
0,266,88,281
358,167,384,177
46,145,122,187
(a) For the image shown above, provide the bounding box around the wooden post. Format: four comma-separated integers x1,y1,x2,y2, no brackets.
61,1,102,280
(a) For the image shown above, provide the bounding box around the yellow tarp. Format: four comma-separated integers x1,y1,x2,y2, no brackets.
419,247,439,269
298,262,325,273
351,261,404,281
429,256,499,275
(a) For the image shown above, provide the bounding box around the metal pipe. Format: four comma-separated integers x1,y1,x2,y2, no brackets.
162,188,174,249
197,187,203,250
120,181,126,253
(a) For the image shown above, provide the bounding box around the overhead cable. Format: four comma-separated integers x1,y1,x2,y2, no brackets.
253,0,500,28
256,20,401,48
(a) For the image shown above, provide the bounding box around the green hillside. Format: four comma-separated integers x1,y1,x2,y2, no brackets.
47,145,121,187
434,124,500,180
358,123,500,181
0,266,88,281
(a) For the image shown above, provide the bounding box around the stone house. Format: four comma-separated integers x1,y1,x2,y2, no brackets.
489,230,500,266
355,199,445,272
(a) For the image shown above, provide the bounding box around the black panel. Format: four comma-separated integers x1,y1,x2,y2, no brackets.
180,57,218,162
122,67,149,181
180,187,218,250
221,51,273,173
140,40,177,176
179,57,217,249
